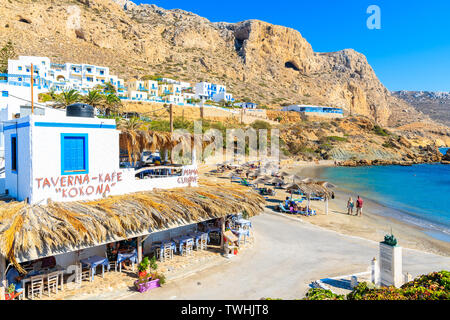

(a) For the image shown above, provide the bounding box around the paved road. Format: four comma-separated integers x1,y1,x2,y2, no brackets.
121,212,449,300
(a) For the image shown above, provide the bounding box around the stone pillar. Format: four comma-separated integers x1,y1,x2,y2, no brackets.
380,242,403,288
350,276,358,288
371,257,380,286
220,217,225,252
0,255,6,301
137,237,143,264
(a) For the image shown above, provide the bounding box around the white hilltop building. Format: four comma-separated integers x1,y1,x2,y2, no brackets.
194,82,234,103
5,56,125,95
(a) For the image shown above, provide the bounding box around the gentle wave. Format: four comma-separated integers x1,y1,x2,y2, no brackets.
317,164,450,242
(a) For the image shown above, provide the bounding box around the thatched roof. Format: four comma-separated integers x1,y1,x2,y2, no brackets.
0,182,265,271
286,182,332,197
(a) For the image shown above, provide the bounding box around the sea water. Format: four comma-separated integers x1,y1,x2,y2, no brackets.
316,160,450,243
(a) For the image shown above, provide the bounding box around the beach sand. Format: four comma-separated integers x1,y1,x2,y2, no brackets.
200,161,450,257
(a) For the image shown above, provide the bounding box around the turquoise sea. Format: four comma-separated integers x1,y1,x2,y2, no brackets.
313,148,450,243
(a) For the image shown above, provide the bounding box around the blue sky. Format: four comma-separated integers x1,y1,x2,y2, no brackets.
137,0,450,92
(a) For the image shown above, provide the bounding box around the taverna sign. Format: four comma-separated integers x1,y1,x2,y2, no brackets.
35,171,123,199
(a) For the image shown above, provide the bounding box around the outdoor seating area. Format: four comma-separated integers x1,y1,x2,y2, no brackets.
4,238,140,300
2,214,255,300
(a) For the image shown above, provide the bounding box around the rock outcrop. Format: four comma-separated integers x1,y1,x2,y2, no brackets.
0,0,435,127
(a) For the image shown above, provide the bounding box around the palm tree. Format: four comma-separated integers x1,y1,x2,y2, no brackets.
118,117,143,164
55,89,81,108
103,81,117,94
103,93,122,116
83,89,104,109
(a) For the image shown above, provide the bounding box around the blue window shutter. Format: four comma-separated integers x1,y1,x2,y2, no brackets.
61,134,88,174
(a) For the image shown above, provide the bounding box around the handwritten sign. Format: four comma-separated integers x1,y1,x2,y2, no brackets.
35,171,123,199
177,168,198,185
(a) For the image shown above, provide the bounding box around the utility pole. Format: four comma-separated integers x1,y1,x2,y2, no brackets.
30,63,34,115
169,103,173,133
200,100,204,120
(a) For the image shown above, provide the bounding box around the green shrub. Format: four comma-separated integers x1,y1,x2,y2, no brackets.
304,288,345,300
251,120,272,130
327,136,348,142
373,125,391,136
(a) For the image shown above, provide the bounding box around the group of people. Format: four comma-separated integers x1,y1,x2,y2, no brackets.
347,196,364,216
284,197,308,214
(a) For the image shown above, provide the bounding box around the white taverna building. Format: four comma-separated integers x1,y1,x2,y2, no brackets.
1,105,198,204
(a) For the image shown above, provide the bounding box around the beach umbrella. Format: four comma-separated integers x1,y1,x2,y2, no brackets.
248,171,259,178
269,177,285,187
317,181,336,189
292,175,306,182
252,177,268,188
279,171,292,177
299,177,315,184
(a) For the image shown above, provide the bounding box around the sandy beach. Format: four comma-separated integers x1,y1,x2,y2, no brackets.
200,161,450,257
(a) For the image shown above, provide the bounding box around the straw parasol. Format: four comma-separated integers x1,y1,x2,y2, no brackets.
252,177,268,187
279,171,292,178
0,182,265,271
269,177,285,186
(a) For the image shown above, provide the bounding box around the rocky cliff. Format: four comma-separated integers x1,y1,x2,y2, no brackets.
0,0,434,127
393,91,450,127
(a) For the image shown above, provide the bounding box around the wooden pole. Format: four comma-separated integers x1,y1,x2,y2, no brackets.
325,197,329,215
30,63,34,115
200,101,204,120
307,195,310,213
0,255,6,301
137,237,143,263
220,217,225,252
169,104,173,133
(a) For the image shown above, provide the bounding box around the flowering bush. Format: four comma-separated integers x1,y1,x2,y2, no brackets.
304,271,449,300
304,288,345,300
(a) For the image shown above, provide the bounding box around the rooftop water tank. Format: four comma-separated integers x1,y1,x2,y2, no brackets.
66,103,95,118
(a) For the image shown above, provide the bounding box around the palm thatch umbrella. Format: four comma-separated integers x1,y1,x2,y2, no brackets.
279,171,292,178
248,171,259,178
0,182,265,272
287,182,333,214
252,177,268,188
269,177,285,187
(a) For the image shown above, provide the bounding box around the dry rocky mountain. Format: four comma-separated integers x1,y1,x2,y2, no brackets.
393,91,450,127
0,0,434,127
1,0,448,163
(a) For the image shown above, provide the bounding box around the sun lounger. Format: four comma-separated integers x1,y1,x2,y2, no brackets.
277,204,291,213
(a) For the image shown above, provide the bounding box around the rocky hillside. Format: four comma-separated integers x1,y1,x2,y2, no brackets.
279,116,444,164
393,91,450,127
0,0,433,127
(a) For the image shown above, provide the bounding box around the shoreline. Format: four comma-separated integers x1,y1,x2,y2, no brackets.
199,161,450,256
286,163,450,257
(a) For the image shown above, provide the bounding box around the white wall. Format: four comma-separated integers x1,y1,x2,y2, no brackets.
3,114,199,204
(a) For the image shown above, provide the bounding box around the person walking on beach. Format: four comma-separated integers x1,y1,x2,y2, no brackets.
356,196,364,216
347,197,354,215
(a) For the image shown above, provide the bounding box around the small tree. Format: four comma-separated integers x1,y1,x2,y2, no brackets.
55,89,81,108
0,41,16,74
83,89,104,109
